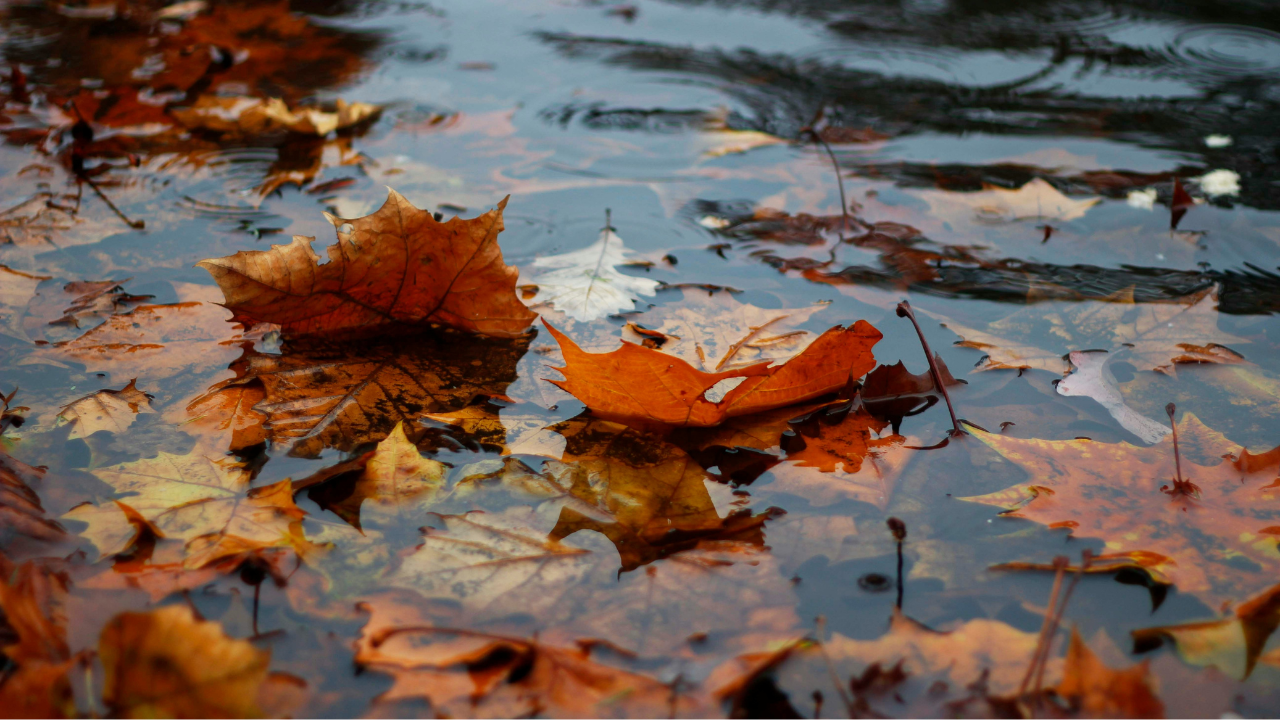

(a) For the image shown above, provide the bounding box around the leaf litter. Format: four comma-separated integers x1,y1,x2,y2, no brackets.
1,1,1280,717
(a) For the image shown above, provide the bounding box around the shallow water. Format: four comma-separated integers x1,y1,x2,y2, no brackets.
2,0,1280,716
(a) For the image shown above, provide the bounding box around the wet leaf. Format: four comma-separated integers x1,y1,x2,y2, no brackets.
0,264,50,341
926,178,1101,223
99,605,270,719
22,278,153,344
63,450,306,568
545,319,881,426
1,450,68,547
768,404,910,508
939,286,1247,375
1057,351,1170,443
242,327,529,456
964,414,1280,603
1131,582,1280,681
0,560,76,718
199,190,536,339
173,96,380,137
526,225,660,321
56,379,154,438
1054,627,1165,717
327,420,447,529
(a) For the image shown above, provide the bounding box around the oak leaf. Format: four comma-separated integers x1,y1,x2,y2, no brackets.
56,379,154,438
99,605,270,718
198,190,536,338
63,451,306,568
938,286,1246,375
241,327,529,456
1131,582,1280,681
964,414,1280,603
525,225,659,321
545,318,881,426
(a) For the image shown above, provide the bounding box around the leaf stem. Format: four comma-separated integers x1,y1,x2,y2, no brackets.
895,300,963,436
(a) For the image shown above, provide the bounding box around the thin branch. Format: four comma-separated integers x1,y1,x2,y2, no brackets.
895,300,963,436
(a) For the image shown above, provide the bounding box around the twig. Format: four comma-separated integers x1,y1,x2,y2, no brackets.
887,517,907,611
80,176,145,230
895,301,964,436
716,315,788,371
813,616,854,716
1161,403,1201,498
1017,555,1067,699
800,107,852,237
1033,551,1092,699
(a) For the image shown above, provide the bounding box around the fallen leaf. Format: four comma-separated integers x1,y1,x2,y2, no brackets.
617,290,830,372
198,190,536,339
173,96,380,137
22,278,153,344
56,379,154,438
1,451,68,548
241,327,529,456
354,594,704,717
0,264,50,341
99,605,270,718
963,414,1280,603
1132,582,1280,681
938,286,1247,375
862,355,964,400
328,420,447,529
63,450,306,568
0,560,76,719
525,225,660,321
1054,627,1164,717
927,178,1101,224
177,380,268,453
545,319,881,426
767,404,910,508
1056,351,1171,444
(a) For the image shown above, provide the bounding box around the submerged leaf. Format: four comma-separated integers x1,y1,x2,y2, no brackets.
1056,351,1170,444
526,226,660,321
1132,582,1280,681
57,379,154,438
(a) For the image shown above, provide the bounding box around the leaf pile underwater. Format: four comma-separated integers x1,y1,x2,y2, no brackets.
2,0,1280,717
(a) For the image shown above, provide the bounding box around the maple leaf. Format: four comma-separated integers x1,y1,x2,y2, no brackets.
323,421,447,530
99,605,270,718
544,319,881,426
240,327,529,456
176,380,268,453
525,225,660,321
63,450,306,568
1131,582,1280,681
767,404,911,509
926,177,1101,223
56,379,154,438
198,190,536,339
618,290,830,372
0,560,77,718
1057,351,1170,444
771,610,1055,717
963,414,1280,603
1,451,68,548
173,96,380,137
22,278,154,344
354,595,706,717
938,286,1247,375
1052,627,1165,717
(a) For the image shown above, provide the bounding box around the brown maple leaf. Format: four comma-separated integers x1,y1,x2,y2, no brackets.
1132,582,1280,681
545,319,881,426
198,190,536,339
964,414,1280,604
1051,627,1165,717
99,605,270,718
23,278,154,344
56,379,154,438
1,451,68,549
320,421,447,530
0,560,77,718
240,327,529,456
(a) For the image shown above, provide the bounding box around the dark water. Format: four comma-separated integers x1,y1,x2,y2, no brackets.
2,0,1280,716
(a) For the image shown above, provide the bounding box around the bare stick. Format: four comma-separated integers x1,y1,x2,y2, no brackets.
1017,555,1067,699
1033,550,1092,700
888,517,906,611
81,176,145,230
1162,403,1201,498
895,300,963,436
814,616,854,716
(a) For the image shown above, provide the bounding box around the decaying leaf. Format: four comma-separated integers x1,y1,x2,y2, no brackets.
63,450,305,568
1132,582,1280,681
1056,351,1170,444
1054,627,1165,717
198,190,536,339
964,414,1280,603
939,286,1247,375
56,379,154,438
0,560,77,719
173,96,380,137
618,290,830,372
545,319,881,426
99,605,270,718
354,594,705,717
525,225,660,322
242,327,529,456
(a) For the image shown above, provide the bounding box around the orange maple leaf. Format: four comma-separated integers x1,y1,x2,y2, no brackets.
198,191,536,339
543,319,881,426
